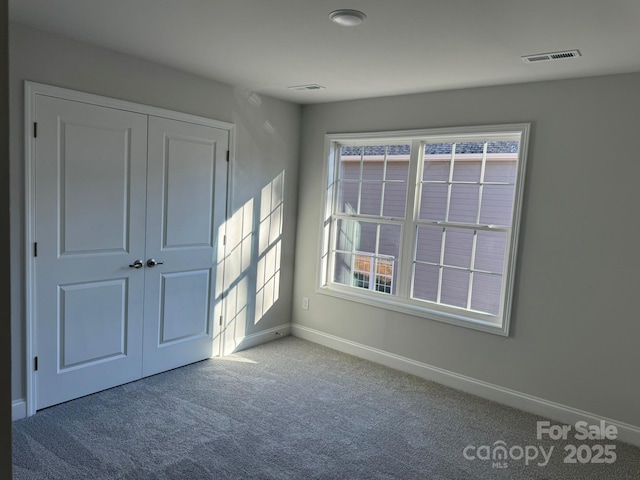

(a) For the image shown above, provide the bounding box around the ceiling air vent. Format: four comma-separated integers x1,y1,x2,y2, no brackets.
287,84,326,91
521,50,581,63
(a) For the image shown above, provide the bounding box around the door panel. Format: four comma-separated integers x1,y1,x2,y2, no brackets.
163,136,216,248
159,270,211,344
59,279,128,369
142,116,228,377
35,95,148,410
61,122,131,254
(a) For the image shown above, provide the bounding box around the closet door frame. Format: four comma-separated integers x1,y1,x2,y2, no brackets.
24,81,235,417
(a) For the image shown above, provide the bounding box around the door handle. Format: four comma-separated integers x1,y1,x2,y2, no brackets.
129,260,144,269
146,258,164,267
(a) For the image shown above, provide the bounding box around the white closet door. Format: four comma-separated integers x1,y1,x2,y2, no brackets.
34,96,149,410
142,116,228,376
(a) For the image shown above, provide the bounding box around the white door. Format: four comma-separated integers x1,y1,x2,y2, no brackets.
34,98,228,410
34,96,149,409
142,116,228,376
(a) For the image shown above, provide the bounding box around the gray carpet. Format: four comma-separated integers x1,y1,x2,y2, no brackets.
12,336,640,479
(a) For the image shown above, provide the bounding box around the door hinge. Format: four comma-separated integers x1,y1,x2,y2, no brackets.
226,150,230,162
33,242,38,257
223,235,226,246
219,315,223,326
34,356,38,371
33,122,37,138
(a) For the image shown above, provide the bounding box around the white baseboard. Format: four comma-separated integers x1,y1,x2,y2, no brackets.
291,324,640,448
12,399,27,421
231,323,291,353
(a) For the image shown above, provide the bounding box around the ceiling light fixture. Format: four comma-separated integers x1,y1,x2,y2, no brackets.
329,9,367,27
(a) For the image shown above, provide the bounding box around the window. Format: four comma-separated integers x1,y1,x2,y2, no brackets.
319,124,529,335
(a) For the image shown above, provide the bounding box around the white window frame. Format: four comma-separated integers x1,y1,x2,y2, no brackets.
317,124,530,336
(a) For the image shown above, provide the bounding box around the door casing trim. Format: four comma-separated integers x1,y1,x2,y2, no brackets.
24,81,236,416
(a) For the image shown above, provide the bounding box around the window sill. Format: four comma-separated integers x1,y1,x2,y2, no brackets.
316,284,510,336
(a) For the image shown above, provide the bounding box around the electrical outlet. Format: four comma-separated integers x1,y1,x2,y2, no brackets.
302,297,310,310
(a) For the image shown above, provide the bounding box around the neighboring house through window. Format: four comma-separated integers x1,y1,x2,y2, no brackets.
353,252,394,294
319,124,529,335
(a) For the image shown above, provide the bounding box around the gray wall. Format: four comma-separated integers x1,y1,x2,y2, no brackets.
1,1,12,476
293,73,640,427
10,24,301,401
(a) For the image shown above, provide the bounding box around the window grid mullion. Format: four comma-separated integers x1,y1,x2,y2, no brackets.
368,254,375,290
332,213,405,226
409,224,419,299
379,146,388,217
348,214,357,288
374,224,381,292
327,145,342,287
468,142,488,309
400,140,422,300
436,227,447,304
476,142,488,224
414,219,510,233
467,230,478,309
413,259,500,276
444,143,456,222
437,144,457,304
356,147,364,214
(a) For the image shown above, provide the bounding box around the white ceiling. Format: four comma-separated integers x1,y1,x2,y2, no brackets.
9,0,640,104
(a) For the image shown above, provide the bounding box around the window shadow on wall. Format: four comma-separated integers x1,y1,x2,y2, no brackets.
213,171,285,355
